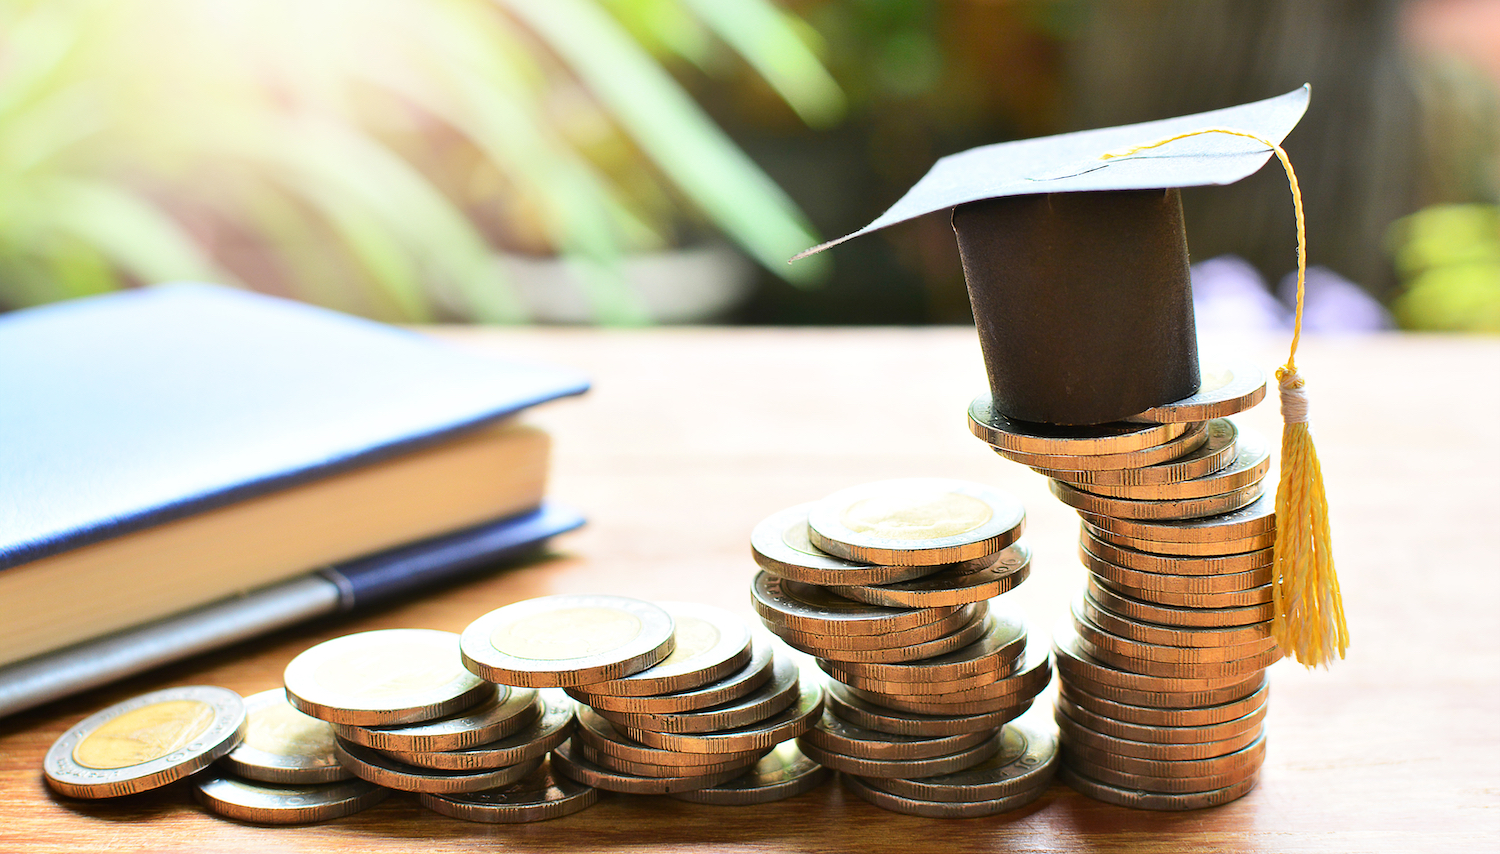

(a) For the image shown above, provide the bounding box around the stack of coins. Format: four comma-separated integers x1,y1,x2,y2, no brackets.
968,361,1277,810
461,595,825,804
749,479,1059,816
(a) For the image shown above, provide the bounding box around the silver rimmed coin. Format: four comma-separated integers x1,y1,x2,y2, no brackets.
1084,522,1276,557
800,708,995,762
44,685,246,799
193,774,387,825
551,738,748,795
752,572,956,636
1085,579,1274,629
386,689,574,771
284,629,488,726
418,757,598,823
997,421,1211,473
461,595,675,688
1072,429,1270,501
1129,360,1267,423
576,741,762,778
569,638,776,714
579,602,752,697
1080,544,1272,595
1058,763,1260,810
830,542,1031,608
1080,493,1276,544
766,602,985,652
1059,729,1267,780
594,656,800,734
573,706,764,768
1081,529,1272,576
1053,630,1266,710
1050,478,1264,521
1078,594,1272,648
799,606,992,665
750,504,951,586
806,479,1025,566
335,738,542,794
823,610,1027,684
1040,419,1237,486
334,684,539,753
1056,694,1268,746
1055,710,1262,761
1059,680,1270,728
843,773,1047,818
968,393,1193,456
622,675,824,755
221,689,349,784
865,713,1059,803
825,683,1031,738
669,741,830,805
798,730,999,779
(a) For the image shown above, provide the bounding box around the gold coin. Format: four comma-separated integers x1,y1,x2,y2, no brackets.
221,689,349,785
579,602,752,697
800,707,997,761
825,683,1030,738
335,737,541,794
418,757,598,823
821,611,1027,685
830,542,1030,608
1051,478,1263,521
1062,752,1260,795
1080,492,1276,543
621,674,824,755
1060,729,1267,779
968,393,1193,456
766,601,985,652
573,706,763,768
797,606,992,664
751,504,973,586
1072,429,1270,500
863,713,1059,803
843,773,1048,818
1040,419,1236,485
1072,604,1279,664
1081,528,1272,575
1058,763,1260,810
193,774,387,825
1072,629,1280,680
1055,712,1262,761
1080,543,1271,594
1094,575,1273,610
1056,694,1267,746
797,730,999,778
568,638,775,714
1086,579,1274,629
1052,624,1265,696
593,656,800,734
575,740,761,779
380,689,574,772
1078,593,1271,647
999,421,1210,473
807,479,1025,566
751,572,957,636
461,595,676,688
1130,360,1268,423
44,685,246,799
1084,521,1276,556
843,637,1051,715
284,629,488,726
1059,680,1270,728
334,684,539,753
550,738,748,795
669,741,831,805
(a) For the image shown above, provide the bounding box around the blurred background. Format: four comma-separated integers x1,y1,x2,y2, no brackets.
0,0,1496,331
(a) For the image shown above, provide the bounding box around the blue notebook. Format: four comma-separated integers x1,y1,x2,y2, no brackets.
0,284,589,569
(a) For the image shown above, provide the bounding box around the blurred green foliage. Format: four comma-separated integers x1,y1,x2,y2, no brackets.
1390,204,1500,332
0,0,842,322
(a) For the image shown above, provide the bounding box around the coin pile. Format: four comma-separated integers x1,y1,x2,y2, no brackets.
968,361,1276,810
750,478,1059,816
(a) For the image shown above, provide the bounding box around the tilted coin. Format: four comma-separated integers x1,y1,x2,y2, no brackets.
751,572,956,636
44,685,247,799
1078,593,1272,648
284,629,488,726
550,738,748,795
1051,625,1265,698
844,637,1051,715
382,689,575,771
1085,578,1274,629
1062,752,1260,795
1072,602,1279,664
822,610,1026,683
576,740,761,778
968,393,1192,456
574,706,763,768
1093,576,1274,610
767,602,985,652
1050,478,1263,521
579,602,752,697
335,737,542,793
569,638,776,714
461,594,676,688
751,504,971,586
594,655,801,734
801,708,996,761
1072,630,1280,680
825,682,1031,738
1084,521,1276,557
1072,429,1270,501
418,757,598,823
796,606,992,665
669,741,830,805
1080,492,1276,543
830,542,1031,608
864,714,1059,803
1059,730,1267,780
1059,680,1270,729
1055,711,1262,761
1080,544,1272,595
1129,360,1267,423
806,479,1025,567
193,774,387,825
220,689,349,785
1058,763,1259,810
843,772,1047,819
622,676,824,755
1040,419,1237,486
1056,694,1267,746
798,730,999,779
334,684,539,753
997,421,1211,473
1081,528,1273,576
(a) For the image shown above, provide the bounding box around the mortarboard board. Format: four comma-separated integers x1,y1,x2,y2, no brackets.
794,86,1310,427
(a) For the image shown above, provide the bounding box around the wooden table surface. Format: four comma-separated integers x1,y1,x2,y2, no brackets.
2,326,1496,853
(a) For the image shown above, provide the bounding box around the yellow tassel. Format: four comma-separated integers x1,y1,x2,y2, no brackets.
1104,127,1348,667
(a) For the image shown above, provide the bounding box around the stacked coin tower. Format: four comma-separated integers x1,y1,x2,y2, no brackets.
750,478,1060,817
966,362,1277,810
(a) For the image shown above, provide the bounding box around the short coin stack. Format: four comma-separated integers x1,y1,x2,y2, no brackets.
750,478,1059,816
968,361,1277,810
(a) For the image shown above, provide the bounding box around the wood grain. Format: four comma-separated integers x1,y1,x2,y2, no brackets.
2,327,1495,853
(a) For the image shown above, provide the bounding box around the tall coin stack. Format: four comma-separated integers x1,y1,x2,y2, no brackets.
967,362,1278,810
750,478,1060,817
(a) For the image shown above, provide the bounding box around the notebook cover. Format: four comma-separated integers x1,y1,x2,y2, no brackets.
0,284,589,570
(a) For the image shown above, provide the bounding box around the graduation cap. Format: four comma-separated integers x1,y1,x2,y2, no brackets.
794,85,1310,427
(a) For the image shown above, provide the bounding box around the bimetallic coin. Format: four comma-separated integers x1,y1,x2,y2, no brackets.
594,656,801,734
551,739,747,795
1093,576,1274,610
1071,631,1280,681
576,741,761,778
1078,594,1272,648
1080,493,1276,543
1081,529,1273,576
1062,753,1260,795
801,708,996,761
383,689,575,771
1072,429,1270,501
820,611,1026,683
798,731,999,778
865,714,1059,803
830,543,1031,608
843,773,1047,818
752,572,956,636
767,602,985,652
335,738,542,793
1060,729,1267,780
1130,360,1267,423
580,602,752,697
334,684,539,753
806,479,1025,566
622,677,824,755
751,504,958,586
844,638,1051,716
1040,419,1237,486
574,707,763,768
1056,694,1267,746
1086,579,1274,629
1072,603,1279,664
1055,711,1262,761
193,774,387,825
797,606,991,665
1058,681,1270,729
284,629,487,726
1058,763,1260,810
968,393,1192,456
44,685,246,799
569,638,776,714
221,689,349,785
1050,478,1263,521
418,758,598,823
826,683,1031,738
1080,545,1272,595
1052,626,1263,699
1084,522,1276,557
670,742,830,805
998,422,1211,473
461,595,675,688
